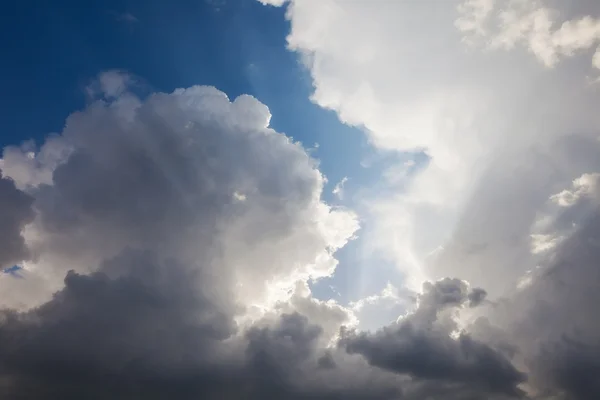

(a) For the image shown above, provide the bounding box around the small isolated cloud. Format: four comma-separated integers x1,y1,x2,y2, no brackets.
332,176,348,200
112,11,139,24
85,69,135,100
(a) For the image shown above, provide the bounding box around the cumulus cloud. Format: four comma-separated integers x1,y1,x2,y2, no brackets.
349,282,413,332
86,70,136,99
341,279,524,397
259,0,596,297
482,172,600,399
257,0,600,287
0,72,359,312
0,72,366,396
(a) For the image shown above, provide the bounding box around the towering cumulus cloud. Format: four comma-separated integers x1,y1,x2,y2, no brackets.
257,0,600,399
0,74,359,398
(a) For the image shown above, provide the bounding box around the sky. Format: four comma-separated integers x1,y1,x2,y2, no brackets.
2,0,600,399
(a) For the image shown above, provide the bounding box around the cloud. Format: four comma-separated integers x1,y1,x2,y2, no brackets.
484,172,600,399
550,172,600,206
111,11,139,25
0,172,34,269
255,0,600,287
468,287,488,307
341,279,525,397
257,0,600,398
349,282,413,332
0,250,399,399
256,0,287,6
86,70,135,99
0,250,234,398
332,176,348,200
457,0,600,71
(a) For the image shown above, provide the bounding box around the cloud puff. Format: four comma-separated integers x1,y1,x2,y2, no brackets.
86,70,136,99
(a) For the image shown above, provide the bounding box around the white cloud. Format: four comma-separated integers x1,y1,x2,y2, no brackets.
256,0,600,288
550,172,600,206
256,0,287,6
457,0,600,71
115,12,139,24
258,0,600,397
332,176,348,199
529,233,561,253
86,69,135,99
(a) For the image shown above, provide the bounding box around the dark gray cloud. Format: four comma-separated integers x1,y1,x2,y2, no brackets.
468,288,487,308
342,327,525,396
0,261,400,399
0,249,237,398
0,172,34,269
340,279,525,397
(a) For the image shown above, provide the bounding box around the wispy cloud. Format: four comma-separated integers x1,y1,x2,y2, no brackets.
109,11,139,25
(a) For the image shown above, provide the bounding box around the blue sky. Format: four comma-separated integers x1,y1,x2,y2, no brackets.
0,0,408,305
